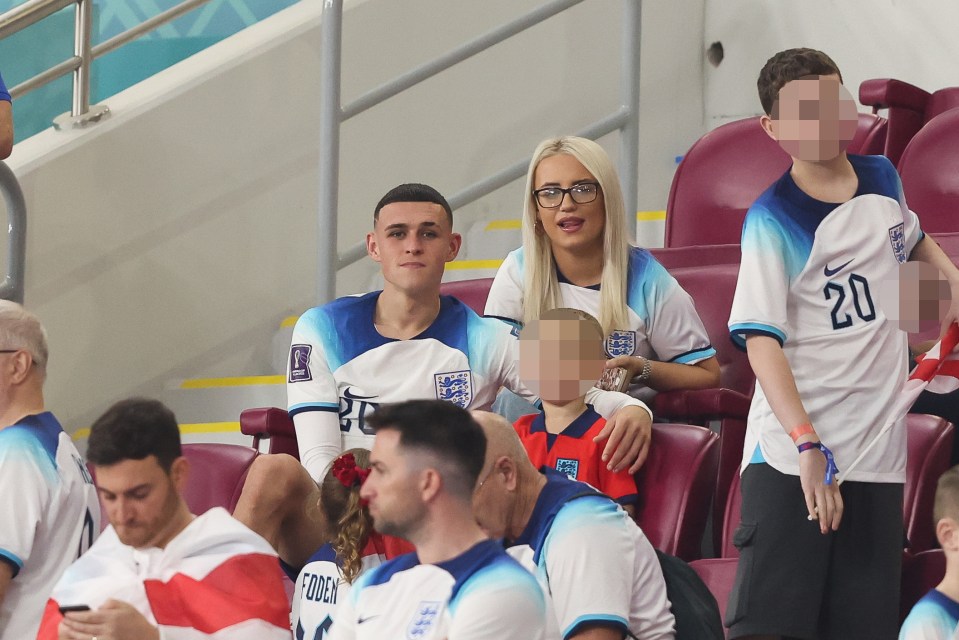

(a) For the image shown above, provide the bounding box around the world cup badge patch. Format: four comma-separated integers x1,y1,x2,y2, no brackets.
289,344,312,382
407,601,441,639
434,370,473,408
555,458,580,479
888,222,906,263
605,330,637,358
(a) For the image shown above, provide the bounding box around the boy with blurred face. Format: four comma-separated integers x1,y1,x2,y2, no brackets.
727,47,959,639
517,308,639,515
38,398,290,640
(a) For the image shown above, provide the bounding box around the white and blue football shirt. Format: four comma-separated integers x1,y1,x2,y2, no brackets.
485,246,715,401
328,539,546,640
0,412,100,640
507,470,675,640
900,589,959,640
288,292,648,480
729,154,923,482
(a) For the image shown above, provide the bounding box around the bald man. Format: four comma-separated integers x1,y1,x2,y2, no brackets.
471,411,675,640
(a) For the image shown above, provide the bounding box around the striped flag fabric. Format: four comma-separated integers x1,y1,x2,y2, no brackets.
36,507,291,639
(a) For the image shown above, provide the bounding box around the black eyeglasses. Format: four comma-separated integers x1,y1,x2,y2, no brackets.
532,182,600,208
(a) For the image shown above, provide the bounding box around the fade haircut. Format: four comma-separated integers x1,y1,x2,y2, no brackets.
758,48,844,116
934,465,959,524
374,183,453,224
366,400,486,499
87,398,182,472
0,300,49,379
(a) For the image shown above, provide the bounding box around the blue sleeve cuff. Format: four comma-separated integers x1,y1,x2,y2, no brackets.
564,615,629,640
288,402,339,417
669,345,717,364
0,548,23,578
729,322,786,351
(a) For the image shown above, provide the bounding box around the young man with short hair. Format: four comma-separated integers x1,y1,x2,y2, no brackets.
329,400,546,639
38,398,290,640
727,48,959,639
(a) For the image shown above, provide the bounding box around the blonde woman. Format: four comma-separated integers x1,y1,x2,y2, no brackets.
485,136,720,401
292,448,386,639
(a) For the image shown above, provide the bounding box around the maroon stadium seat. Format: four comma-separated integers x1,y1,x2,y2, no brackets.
241,406,299,459
664,113,887,248
181,443,259,514
649,244,740,271
688,557,738,634
440,278,494,315
898,109,959,234
633,423,719,561
904,414,954,552
652,263,752,551
900,549,946,624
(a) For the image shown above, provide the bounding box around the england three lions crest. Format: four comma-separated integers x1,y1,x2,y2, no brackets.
407,601,441,639
605,330,637,358
888,223,906,263
434,370,473,408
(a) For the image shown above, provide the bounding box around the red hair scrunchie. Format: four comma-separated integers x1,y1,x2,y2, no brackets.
331,452,370,489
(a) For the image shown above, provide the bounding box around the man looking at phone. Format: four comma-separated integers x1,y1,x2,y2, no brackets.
37,398,291,640
0,302,98,640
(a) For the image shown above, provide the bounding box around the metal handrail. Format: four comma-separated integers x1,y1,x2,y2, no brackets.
318,0,642,303
0,0,214,120
0,162,27,303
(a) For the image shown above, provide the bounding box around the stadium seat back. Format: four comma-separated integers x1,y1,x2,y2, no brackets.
900,550,946,624
899,109,959,234
905,414,954,552
665,114,887,248
634,423,719,561
181,443,259,514
439,278,495,316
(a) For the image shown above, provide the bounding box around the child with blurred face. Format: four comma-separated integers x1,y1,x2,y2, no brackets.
517,309,639,516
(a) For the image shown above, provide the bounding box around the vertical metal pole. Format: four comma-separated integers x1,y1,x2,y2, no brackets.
620,0,641,239
72,0,92,116
317,0,342,304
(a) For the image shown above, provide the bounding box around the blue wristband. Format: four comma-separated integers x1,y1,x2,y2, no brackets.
797,441,840,485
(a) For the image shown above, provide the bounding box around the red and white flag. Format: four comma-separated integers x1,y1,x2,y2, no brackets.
36,507,291,639
842,322,959,482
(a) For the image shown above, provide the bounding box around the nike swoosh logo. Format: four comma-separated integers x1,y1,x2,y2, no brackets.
824,259,853,277
358,615,380,624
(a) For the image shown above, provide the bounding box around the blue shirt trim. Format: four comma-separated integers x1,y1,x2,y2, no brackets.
288,402,339,417
0,548,23,577
921,589,959,620
749,444,765,464
528,405,601,452
0,412,64,464
729,322,786,349
669,345,717,364
563,613,629,639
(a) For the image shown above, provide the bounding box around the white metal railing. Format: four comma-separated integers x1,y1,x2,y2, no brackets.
317,0,643,304
0,0,214,129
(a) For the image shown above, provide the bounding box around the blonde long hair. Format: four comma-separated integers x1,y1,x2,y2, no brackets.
521,136,632,337
320,448,374,584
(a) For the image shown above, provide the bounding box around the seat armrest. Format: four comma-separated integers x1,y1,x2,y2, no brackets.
240,407,296,438
859,78,930,112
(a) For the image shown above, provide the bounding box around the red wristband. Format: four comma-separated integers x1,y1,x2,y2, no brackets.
789,423,815,442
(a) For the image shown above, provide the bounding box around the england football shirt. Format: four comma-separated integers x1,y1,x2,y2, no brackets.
729,154,923,482
485,246,715,401
328,539,546,640
0,412,99,640
506,470,675,640
292,539,386,640
514,406,638,505
288,292,648,480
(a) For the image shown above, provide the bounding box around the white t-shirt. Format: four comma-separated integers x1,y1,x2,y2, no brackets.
0,412,99,640
287,292,650,480
728,154,922,482
485,246,715,401
328,539,546,640
292,539,386,639
507,471,675,640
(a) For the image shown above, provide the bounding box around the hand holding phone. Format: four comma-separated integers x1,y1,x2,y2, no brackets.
595,366,630,392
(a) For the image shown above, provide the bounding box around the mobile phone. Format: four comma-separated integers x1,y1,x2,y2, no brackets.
58,604,91,614
595,366,630,392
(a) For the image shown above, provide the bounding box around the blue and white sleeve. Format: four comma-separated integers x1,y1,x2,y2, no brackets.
485,249,525,327
640,260,716,364
0,436,49,577
447,563,546,640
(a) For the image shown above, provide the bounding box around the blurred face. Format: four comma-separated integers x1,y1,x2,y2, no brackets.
367,202,462,294
878,261,952,334
765,74,858,162
95,456,185,549
532,154,606,256
360,429,426,540
519,317,606,404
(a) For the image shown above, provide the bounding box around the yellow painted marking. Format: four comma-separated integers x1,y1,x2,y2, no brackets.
485,220,521,231
180,375,285,389
637,210,666,221
447,259,503,270
72,421,241,441
280,316,298,328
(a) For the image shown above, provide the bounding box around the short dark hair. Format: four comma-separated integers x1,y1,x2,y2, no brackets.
373,183,453,224
366,400,485,497
758,48,843,116
87,398,182,472
935,465,959,524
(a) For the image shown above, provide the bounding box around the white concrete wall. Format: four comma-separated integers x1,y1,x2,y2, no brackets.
6,0,706,430
704,0,959,127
